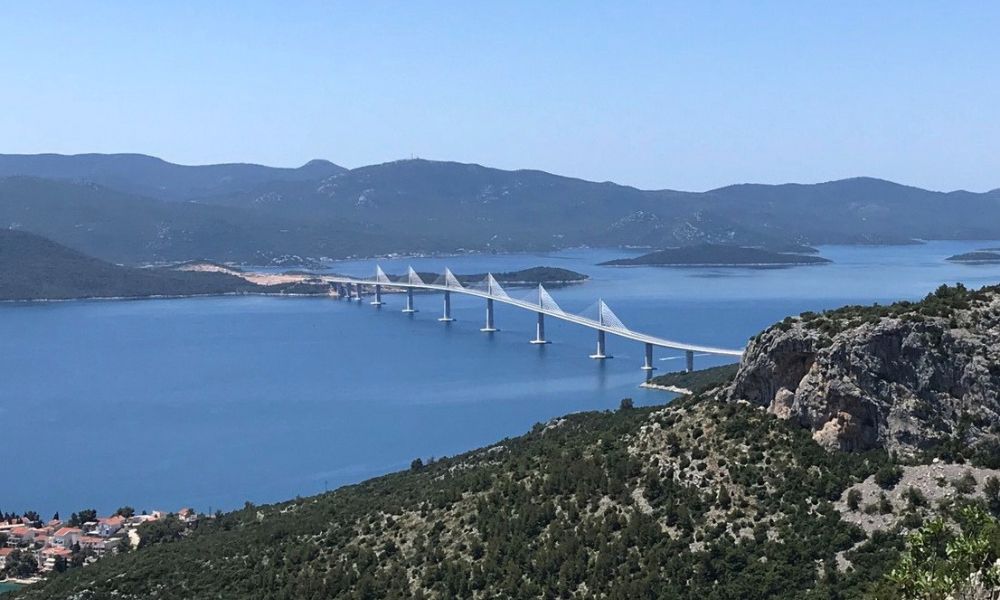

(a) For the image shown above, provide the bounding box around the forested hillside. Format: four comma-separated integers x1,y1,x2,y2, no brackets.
4,155,1000,265
18,394,1000,599
0,229,323,300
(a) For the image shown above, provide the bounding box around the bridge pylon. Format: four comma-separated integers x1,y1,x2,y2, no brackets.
589,300,614,359
642,343,655,371
480,297,498,332
530,312,549,344
402,288,417,313
530,285,553,344
372,266,390,306
590,330,610,359
439,290,454,322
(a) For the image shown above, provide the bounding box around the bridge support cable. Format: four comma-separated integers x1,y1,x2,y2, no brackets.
372,265,390,306
407,266,425,286
530,312,550,344
439,290,454,322
537,284,562,313
483,274,511,300
526,284,558,344
598,300,630,334
444,268,464,289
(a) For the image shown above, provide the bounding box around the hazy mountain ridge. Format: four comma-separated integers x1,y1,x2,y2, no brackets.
3,155,1000,265
0,153,346,202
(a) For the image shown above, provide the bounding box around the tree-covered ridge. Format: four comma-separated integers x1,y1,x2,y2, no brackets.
20,397,917,600
0,229,331,301
7,160,1000,266
768,282,999,339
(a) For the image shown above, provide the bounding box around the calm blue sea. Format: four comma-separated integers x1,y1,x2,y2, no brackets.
3,242,1000,516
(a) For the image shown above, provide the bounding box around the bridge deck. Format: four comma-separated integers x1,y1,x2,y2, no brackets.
326,276,744,357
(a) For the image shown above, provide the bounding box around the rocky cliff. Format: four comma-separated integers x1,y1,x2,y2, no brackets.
727,284,1000,456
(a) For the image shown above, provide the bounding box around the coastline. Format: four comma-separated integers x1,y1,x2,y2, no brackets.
603,261,829,268
639,382,692,395
0,278,589,305
0,290,335,305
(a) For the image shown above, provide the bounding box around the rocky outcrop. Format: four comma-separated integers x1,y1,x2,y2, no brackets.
727,287,1000,455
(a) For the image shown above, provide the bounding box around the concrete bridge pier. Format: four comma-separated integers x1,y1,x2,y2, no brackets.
685,350,694,372
480,298,498,332
530,312,550,344
590,330,611,359
371,284,383,306
642,343,656,371
402,288,417,313
439,291,454,322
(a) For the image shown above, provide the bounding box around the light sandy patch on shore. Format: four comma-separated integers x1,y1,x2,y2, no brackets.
176,262,319,286
639,382,691,394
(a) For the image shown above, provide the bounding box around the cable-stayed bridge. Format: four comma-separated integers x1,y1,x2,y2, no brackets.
326,266,744,373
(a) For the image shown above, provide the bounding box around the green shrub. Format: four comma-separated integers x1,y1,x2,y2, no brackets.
875,465,904,490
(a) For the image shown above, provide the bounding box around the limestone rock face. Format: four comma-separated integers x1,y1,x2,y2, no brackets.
727,292,1000,455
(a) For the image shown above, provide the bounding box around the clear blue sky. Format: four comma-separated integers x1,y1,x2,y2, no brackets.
2,1,998,191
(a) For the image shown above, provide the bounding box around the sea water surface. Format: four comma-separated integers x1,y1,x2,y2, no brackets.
3,242,1000,516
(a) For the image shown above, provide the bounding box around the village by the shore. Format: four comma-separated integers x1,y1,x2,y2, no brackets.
0,508,201,588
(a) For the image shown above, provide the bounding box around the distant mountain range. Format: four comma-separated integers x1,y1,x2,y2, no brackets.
1,153,999,265
0,153,346,201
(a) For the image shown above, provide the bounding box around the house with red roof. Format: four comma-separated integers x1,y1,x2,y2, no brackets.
51,527,82,549
4,526,41,547
96,515,125,537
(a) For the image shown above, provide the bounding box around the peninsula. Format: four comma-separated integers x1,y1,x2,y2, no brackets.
0,229,589,302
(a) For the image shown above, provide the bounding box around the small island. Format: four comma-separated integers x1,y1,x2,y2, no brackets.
468,267,588,286
402,266,589,287
945,251,1000,264
601,244,831,267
